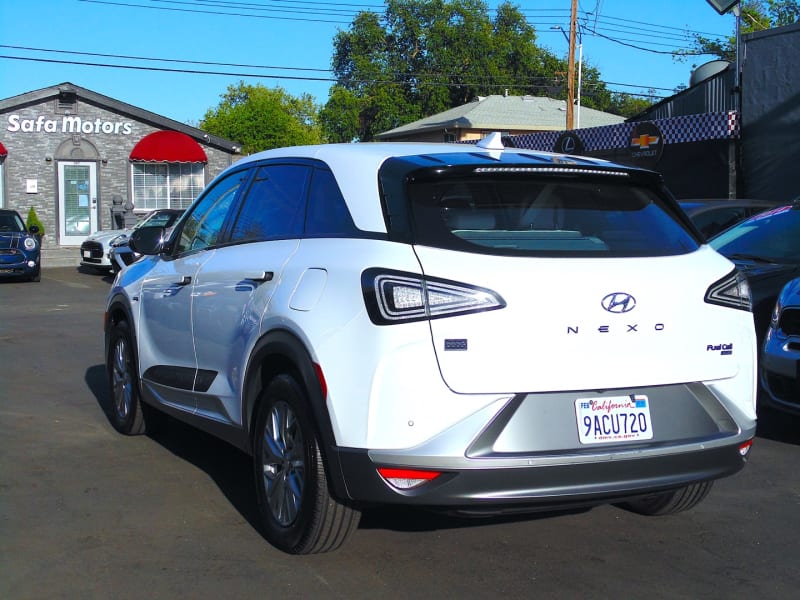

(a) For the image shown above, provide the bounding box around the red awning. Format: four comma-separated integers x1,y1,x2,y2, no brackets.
0,141,7,157
129,130,207,163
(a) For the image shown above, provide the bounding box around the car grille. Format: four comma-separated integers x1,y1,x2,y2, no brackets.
0,248,24,264
81,241,104,261
778,308,800,336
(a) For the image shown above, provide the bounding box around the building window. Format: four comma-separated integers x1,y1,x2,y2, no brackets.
132,163,205,210
443,132,457,143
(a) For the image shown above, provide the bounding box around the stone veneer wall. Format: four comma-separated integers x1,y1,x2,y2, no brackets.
1,95,238,245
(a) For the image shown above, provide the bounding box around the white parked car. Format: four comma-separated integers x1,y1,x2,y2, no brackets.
80,209,183,273
105,135,757,554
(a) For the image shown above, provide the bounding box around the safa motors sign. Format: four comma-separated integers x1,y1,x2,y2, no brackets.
6,114,134,135
629,122,664,168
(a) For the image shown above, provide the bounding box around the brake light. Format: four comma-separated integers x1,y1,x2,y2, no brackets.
362,268,505,325
377,467,442,490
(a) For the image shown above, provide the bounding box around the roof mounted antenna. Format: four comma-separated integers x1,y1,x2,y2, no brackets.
476,132,505,151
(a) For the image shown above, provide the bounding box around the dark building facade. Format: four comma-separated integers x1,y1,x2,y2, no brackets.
0,82,240,256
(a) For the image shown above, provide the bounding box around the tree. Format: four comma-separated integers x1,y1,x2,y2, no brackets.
687,0,800,62
607,92,658,119
201,82,324,154
323,0,623,141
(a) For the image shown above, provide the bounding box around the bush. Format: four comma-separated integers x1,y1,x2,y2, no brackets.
26,206,45,238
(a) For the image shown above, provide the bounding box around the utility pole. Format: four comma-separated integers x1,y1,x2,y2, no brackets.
566,0,578,130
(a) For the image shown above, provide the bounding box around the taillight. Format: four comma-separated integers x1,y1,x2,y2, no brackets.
362,268,505,325
705,269,751,311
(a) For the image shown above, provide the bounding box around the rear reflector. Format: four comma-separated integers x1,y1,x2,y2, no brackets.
739,439,753,457
377,467,442,490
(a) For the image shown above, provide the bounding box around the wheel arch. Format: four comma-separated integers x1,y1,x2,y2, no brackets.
105,294,138,358
243,329,350,500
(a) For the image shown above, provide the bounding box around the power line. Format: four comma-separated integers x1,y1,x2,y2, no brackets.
0,52,670,98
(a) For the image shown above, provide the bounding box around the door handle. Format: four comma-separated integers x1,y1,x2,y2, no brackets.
245,271,274,282
175,275,192,286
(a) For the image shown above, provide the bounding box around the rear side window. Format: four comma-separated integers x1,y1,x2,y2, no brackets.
408,176,699,257
305,168,358,237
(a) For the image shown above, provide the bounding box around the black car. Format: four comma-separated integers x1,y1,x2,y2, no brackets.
0,209,42,282
679,199,781,239
709,202,800,349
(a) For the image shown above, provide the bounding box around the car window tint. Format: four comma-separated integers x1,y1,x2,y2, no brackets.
177,170,245,254
230,164,309,242
408,176,699,257
305,168,358,236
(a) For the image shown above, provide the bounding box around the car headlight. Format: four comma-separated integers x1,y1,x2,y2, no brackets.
24,237,37,251
109,234,128,247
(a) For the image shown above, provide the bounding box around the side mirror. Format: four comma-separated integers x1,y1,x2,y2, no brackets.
129,226,167,256
29,225,40,235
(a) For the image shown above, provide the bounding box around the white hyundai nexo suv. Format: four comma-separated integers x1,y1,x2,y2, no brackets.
105,134,757,554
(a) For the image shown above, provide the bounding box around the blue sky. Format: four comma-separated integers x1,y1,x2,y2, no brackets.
0,1,737,125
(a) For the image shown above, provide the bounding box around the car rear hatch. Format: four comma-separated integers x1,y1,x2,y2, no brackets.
393,163,751,394
415,247,745,394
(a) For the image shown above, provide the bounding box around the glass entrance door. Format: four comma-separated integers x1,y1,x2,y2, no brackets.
58,162,98,245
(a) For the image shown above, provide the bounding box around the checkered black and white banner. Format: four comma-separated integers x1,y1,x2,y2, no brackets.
507,111,739,152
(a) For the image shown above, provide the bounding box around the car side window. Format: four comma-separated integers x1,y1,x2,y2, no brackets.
230,164,309,242
176,170,247,254
305,167,358,236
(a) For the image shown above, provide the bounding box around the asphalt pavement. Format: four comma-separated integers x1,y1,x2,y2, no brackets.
2,267,799,600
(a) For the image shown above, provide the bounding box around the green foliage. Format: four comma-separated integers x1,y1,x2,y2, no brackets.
26,206,44,237
200,82,324,154
685,0,800,62
322,0,629,141
607,92,657,119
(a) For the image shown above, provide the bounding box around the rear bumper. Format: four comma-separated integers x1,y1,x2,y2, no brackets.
329,383,755,509
333,442,751,509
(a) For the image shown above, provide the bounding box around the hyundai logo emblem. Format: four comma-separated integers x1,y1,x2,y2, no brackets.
601,292,636,313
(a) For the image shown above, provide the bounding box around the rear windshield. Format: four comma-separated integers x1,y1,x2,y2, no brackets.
407,175,699,257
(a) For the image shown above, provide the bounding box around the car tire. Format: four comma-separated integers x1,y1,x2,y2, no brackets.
29,270,41,282
106,319,147,435
617,481,713,516
253,374,359,554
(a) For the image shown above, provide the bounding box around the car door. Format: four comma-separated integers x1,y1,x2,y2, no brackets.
190,162,310,426
136,168,250,412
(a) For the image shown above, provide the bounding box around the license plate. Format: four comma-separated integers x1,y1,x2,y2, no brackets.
575,395,653,444
82,250,90,258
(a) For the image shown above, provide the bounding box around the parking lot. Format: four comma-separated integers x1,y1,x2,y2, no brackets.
2,267,800,599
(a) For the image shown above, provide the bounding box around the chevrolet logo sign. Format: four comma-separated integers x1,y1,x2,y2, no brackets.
631,134,660,149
